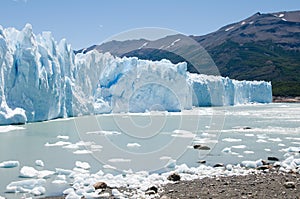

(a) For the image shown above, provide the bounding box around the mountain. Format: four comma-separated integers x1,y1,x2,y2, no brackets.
77,10,300,96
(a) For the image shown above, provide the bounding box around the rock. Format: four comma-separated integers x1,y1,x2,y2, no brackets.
197,160,206,164
284,181,296,189
193,145,211,150
262,160,269,165
243,126,252,130
93,182,107,190
213,163,224,168
145,190,156,195
145,186,158,195
167,173,181,181
257,165,270,170
268,157,279,161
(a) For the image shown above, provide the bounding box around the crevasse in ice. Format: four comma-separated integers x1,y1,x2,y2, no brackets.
0,24,272,124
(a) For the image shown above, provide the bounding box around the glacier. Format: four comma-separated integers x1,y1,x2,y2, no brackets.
0,24,272,125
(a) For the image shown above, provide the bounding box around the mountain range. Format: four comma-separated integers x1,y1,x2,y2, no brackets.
76,10,300,96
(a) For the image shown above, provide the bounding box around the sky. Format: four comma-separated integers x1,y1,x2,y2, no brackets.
1,0,300,49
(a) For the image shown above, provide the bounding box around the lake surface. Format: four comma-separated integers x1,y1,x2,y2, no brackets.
1,103,300,198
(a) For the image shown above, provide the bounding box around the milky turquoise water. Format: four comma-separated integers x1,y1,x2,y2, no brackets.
1,103,300,198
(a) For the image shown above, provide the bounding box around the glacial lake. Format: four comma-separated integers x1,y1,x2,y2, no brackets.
1,103,300,198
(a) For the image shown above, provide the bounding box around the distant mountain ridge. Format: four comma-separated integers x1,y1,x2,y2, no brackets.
77,10,300,96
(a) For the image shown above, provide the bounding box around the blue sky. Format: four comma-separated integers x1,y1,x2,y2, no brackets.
1,0,300,49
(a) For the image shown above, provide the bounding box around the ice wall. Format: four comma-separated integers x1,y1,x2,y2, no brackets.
189,73,272,106
0,24,272,125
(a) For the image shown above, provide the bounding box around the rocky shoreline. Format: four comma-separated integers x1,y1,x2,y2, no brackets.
273,96,300,103
160,171,300,199
40,170,300,199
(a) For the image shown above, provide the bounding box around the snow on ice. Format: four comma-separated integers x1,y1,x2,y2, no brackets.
0,24,272,124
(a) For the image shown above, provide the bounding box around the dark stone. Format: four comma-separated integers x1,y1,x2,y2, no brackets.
167,173,181,181
193,145,211,150
145,186,158,194
257,165,270,170
197,160,206,164
243,126,252,130
93,182,107,190
262,160,270,165
284,181,296,189
213,163,224,168
268,157,280,161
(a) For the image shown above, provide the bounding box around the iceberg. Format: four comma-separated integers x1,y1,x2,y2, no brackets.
0,24,272,125
6,179,46,193
0,160,19,168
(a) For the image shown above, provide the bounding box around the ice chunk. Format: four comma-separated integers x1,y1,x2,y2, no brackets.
241,159,263,168
108,158,131,163
66,192,82,199
35,160,44,167
45,141,72,147
31,186,46,196
86,130,121,136
0,160,19,168
172,130,195,138
73,150,93,154
0,125,25,133
20,166,39,178
57,135,70,140
6,179,46,193
165,159,176,168
232,145,247,149
112,189,123,197
75,161,91,170
127,142,141,148
222,138,242,142
55,168,74,175
222,147,231,153
37,170,55,179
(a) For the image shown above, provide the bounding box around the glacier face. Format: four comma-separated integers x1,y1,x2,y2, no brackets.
0,24,272,125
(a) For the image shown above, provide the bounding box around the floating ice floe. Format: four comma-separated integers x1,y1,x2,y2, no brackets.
268,137,282,142
241,159,263,168
243,150,255,154
45,141,72,147
86,130,121,136
57,135,70,140
232,145,247,149
0,125,25,133
55,168,74,175
35,160,44,167
108,158,131,163
222,147,232,153
20,166,39,178
222,138,242,142
37,170,55,179
281,146,300,153
0,160,19,168
6,179,46,194
172,130,195,138
127,142,141,148
73,150,93,155
103,164,117,170
256,139,267,143
75,161,91,170
18,166,54,179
